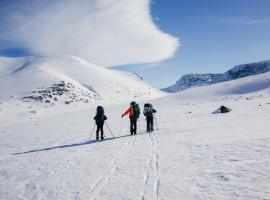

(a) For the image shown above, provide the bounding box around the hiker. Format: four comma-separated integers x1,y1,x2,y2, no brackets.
143,103,157,132
122,101,140,135
94,106,107,140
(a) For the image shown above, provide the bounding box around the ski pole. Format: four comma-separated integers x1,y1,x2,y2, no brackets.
89,124,96,140
105,121,115,137
154,115,159,130
120,118,123,134
137,118,140,133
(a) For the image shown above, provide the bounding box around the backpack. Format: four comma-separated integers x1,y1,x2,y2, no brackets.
132,104,140,119
220,105,230,113
96,106,105,122
144,103,153,117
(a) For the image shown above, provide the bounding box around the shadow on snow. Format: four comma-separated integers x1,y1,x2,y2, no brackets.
13,131,149,155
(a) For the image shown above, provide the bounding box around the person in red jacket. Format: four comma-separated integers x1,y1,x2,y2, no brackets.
122,101,140,135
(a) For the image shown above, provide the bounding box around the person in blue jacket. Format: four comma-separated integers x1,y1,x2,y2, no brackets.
143,103,157,132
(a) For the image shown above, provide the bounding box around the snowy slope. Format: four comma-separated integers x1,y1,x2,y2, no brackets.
164,71,270,102
0,55,164,125
163,60,270,92
0,67,270,199
0,55,163,103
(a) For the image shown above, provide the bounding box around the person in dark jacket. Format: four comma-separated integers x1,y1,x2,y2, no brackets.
94,106,107,140
122,101,140,135
143,103,157,132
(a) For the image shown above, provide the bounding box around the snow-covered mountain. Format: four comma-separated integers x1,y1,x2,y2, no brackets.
1,70,270,199
0,55,164,106
163,60,270,92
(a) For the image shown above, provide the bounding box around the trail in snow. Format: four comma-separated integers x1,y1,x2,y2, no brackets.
139,172,150,200
152,132,160,199
149,131,160,200
139,130,160,200
1,70,270,199
89,135,135,200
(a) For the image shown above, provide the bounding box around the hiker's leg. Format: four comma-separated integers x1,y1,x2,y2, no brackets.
130,119,136,134
101,124,104,139
149,116,153,131
130,119,133,135
96,124,100,139
146,117,150,132
134,119,137,134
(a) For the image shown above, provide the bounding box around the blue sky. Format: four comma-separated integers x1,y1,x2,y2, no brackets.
115,0,270,88
1,0,270,88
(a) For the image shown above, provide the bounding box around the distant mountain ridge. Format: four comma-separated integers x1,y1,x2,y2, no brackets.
162,60,270,93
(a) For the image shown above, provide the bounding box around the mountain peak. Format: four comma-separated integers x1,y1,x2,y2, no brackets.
162,60,270,93
0,55,164,106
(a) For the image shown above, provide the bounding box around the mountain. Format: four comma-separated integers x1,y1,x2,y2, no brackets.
1,68,270,199
162,60,270,93
0,55,164,107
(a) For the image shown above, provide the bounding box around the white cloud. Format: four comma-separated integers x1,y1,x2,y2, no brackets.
0,0,179,67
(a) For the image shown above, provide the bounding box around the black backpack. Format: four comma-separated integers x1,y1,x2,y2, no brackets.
220,105,230,113
96,106,105,122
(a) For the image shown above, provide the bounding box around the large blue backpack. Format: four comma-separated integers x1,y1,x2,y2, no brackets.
144,103,153,117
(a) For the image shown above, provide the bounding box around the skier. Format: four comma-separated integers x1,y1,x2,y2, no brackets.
122,101,140,135
143,103,157,132
94,106,107,140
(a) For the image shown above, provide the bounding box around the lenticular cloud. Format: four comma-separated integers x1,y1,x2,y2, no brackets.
0,0,179,67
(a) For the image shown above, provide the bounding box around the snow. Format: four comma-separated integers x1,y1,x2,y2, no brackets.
0,55,163,102
0,55,164,126
163,60,270,93
1,59,270,199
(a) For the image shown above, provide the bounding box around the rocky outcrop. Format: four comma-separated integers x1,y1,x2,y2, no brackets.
22,81,101,104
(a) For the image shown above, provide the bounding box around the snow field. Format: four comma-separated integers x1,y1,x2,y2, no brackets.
0,57,270,199
1,86,270,199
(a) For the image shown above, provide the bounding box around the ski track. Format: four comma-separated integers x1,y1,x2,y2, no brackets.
138,132,151,200
139,173,149,200
151,131,160,200
89,135,135,200
142,130,159,200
